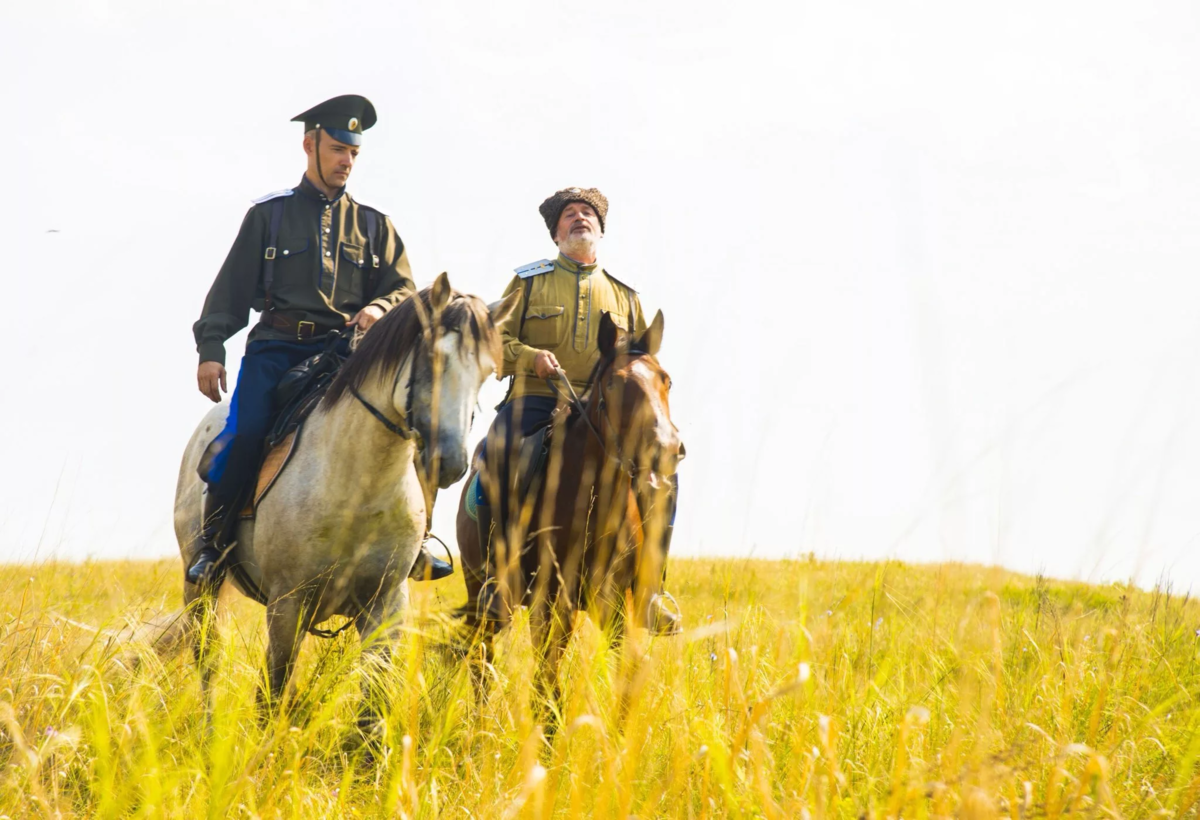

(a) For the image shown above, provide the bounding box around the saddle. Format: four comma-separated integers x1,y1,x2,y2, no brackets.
515,422,553,504
466,414,555,524
238,343,347,519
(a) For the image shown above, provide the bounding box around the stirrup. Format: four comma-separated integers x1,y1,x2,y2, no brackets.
409,535,455,581
644,591,682,636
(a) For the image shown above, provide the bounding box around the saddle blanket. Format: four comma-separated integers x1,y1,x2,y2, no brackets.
465,472,482,522
239,429,299,519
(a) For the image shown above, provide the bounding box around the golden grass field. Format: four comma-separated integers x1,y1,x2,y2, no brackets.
1,557,1199,818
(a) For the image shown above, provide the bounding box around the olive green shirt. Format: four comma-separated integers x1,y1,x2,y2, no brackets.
498,253,647,400
193,176,415,365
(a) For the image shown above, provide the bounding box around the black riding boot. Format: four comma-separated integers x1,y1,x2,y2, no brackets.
186,492,228,587
474,503,507,623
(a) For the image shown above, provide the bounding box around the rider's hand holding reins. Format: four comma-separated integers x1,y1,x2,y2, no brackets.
197,361,227,403
347,304,385,332
533,350,562,379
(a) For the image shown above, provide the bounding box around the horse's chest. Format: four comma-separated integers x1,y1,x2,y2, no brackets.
313,503,421,548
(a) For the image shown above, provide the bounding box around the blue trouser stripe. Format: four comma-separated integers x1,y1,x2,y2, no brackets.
199,338,337,502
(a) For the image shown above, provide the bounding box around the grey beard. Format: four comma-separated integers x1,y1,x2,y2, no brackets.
557,234,598,260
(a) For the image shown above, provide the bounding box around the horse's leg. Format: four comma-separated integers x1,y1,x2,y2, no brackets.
585,523,633,648
529,596,571,728
354,580,407,737
258,593,306,720
183,580,221,736
601,590,627,646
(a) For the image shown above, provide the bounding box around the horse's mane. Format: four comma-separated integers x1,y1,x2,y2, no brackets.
323,286,501,408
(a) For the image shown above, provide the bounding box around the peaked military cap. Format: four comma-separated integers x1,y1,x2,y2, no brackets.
539,187,608,237
291,94,377,146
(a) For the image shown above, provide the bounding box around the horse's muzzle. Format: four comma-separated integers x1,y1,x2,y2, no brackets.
654,438,685,476
431,445,470,488
641,439,685,490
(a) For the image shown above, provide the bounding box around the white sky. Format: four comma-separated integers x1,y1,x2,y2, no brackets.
3,0,1200,589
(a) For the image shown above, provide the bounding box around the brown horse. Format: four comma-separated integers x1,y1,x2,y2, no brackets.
455,310,684,677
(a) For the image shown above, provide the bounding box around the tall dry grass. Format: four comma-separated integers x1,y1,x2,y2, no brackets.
1,557,1198,817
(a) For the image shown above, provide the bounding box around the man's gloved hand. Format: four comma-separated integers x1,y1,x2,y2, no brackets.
533,350,562,379
197,361,227,403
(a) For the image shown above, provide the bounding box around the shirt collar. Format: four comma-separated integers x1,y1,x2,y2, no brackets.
296,174,347,204
555,252,599,275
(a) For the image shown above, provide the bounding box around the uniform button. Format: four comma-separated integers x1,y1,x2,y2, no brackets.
325,205,331,210
324,227,330,234
282,250,289,256
325,251,331,257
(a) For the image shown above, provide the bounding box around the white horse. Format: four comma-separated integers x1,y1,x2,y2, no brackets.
171,273,518,724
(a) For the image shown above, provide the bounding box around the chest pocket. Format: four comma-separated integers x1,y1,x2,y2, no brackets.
334,242,366,306
275,237,310,266
522,304,567,347
268,237,311,292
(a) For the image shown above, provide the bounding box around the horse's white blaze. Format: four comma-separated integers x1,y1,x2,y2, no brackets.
421,331,492,485
630,358,680,460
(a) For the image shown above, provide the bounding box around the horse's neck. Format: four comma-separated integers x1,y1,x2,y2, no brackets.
309,379,418,488
558,408,630,511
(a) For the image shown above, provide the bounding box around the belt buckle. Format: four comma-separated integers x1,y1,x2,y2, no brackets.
298,321,315,340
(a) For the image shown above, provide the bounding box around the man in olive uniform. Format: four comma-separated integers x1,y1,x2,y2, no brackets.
472,187,681,634
187,94,452,586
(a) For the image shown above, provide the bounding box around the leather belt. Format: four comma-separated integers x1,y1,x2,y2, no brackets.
259,310,327,340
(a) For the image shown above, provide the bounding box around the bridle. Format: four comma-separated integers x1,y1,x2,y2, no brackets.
546,368,604,447
545,358,640,475
349,343,418,441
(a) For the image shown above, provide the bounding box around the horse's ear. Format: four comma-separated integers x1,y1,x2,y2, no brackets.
430,271,452,312
488,288,521,328
598,311,625,357
634,310,664,356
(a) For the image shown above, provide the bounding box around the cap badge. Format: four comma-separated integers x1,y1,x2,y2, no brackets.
568,187,581,193
349,117,359,131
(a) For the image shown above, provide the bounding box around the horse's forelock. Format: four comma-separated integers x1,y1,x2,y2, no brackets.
581,347,657,407
442,293,503,362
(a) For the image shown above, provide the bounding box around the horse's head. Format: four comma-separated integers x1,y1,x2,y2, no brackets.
406,273,519,486
324,273,519,489
591,310,685,491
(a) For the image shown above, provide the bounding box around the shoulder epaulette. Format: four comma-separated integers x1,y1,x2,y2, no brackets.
515,259,555,278
603,268,638,293
252,188,295,204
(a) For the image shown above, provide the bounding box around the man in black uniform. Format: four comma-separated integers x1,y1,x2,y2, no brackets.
187,94,452,586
